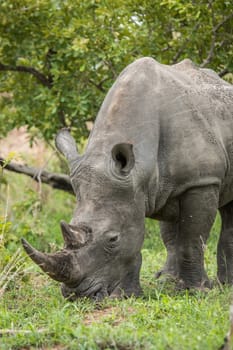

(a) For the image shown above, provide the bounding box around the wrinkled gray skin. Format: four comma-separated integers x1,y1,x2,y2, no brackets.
22,57,233,301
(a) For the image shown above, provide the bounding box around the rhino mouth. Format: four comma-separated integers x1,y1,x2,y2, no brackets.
79,283,106,299
61,280,120,301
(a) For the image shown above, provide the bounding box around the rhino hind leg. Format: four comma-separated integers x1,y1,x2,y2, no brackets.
217,201,233,284
155,221,179,279
176,185,219,289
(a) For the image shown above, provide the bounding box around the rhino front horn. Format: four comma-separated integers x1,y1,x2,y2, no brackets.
21,238,74,283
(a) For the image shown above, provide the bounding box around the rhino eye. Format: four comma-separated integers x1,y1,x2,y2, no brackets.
103,233,121,254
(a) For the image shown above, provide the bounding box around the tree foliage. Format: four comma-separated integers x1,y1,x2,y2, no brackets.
0,0,232,143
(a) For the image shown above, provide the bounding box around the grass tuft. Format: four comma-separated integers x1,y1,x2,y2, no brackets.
0,248,27,298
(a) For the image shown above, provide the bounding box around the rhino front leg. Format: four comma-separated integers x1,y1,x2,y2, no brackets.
156,221,179,279
217,201,233,284
110,253,142,298
177,186,218,289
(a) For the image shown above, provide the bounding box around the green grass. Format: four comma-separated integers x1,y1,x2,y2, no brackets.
0,173,232,350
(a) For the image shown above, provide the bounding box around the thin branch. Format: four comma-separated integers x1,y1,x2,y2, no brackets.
200,2,216,68
36,151,57,199
218,68,229,78
213,12,233,33
102,59,118,79
1,184,9,244
58,109,68,127
200,34,216,68
0,62,52,88
88,78,108,93
0,157,74,194
171,22,201,64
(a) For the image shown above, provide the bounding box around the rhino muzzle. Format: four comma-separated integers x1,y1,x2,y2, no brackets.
61,281,109,301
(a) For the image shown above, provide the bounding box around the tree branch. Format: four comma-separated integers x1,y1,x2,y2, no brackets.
0,157,74,194
213,12,233,33
200,34,216,68
0,63,53,88
201,12,233,68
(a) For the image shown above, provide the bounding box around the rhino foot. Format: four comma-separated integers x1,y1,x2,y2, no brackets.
175,275,212,291
155,263,212,291
155,261,178,280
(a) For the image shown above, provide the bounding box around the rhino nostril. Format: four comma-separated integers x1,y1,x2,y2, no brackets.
106,232,120,244
109,236,118,243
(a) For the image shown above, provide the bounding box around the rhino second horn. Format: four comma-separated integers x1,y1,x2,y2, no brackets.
21,238,73,283
60,220,87,248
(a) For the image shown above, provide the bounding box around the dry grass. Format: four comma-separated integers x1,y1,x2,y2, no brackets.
0,248,27,298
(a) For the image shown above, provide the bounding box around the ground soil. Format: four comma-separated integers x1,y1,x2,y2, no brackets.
0,127,48,166
84,306,135,326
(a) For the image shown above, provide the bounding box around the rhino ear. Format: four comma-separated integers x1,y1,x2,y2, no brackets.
55,128,80,164
111,143,135,175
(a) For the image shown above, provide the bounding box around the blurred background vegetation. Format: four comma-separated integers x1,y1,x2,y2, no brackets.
0,0,232,144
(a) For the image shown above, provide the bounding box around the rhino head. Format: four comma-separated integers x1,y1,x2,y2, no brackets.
22,129,145,301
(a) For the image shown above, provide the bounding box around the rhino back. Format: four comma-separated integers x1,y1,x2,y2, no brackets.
85,57,233,210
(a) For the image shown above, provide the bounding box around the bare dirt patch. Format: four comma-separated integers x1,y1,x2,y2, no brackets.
0,127,49,166
84,306,135,326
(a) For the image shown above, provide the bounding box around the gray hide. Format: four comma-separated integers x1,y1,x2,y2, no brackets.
22,57,233,300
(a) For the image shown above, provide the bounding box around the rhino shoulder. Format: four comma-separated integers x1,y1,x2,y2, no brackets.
172,58,197,71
